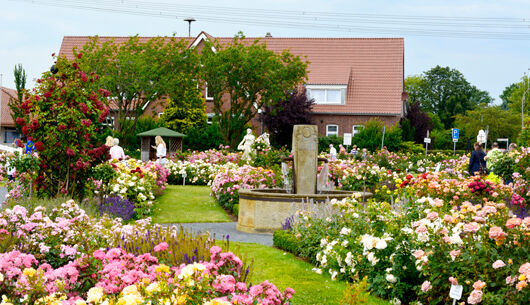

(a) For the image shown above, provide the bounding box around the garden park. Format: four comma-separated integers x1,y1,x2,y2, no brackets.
0,38,528,305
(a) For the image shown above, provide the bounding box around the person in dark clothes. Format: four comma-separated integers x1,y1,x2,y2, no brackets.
468,142,487,176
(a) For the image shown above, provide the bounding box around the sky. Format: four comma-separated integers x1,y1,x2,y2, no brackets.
1,0,529,104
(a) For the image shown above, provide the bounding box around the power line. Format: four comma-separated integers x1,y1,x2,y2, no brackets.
13,0,530,40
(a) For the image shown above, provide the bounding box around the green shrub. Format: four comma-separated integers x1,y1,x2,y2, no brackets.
232,204,239,217
318,135,343,153
118,115,163,151
183,121,225,151
399,141,424,154
272,230,302,255
352,119,402,152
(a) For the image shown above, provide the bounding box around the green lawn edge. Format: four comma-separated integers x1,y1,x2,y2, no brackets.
152,185,232,223
225,241,390,305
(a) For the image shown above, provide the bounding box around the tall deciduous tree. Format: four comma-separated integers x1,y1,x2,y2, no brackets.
403,102,433,144
260,87,314,147
505,75,530,116
499,82,519,110
76,36,200,145
201,33,308,148
10,64,27,130
408,66,492,129
454,106,520,146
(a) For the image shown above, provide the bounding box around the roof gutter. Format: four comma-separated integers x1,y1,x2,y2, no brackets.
311,112,401,116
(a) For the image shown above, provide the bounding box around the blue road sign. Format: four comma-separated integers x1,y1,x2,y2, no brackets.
452,128,459,140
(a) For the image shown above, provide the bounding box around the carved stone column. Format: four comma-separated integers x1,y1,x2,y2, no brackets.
292,125,318,194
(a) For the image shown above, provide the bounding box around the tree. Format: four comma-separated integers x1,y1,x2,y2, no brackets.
403,102,433,144
160,77,206,134
505,75,530,116
15,54,110,197
201,33,308,148
352,119,402,152
499,82,519,110
404,75,423,105
9,64,27,130
409,66,492,129
260,87,314,147
76,36,200,145
454,106,520,147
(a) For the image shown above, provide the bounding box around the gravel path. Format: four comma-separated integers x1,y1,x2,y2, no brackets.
173,222,273,246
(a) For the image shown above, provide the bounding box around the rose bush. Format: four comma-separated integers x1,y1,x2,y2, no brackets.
14,53,111,198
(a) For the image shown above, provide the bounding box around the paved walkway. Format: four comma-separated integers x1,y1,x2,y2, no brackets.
174,222,274,246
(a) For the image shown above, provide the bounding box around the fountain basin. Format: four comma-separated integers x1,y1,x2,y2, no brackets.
236,188,372,234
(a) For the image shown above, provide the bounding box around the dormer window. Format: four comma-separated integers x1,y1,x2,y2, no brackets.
306,85,346,105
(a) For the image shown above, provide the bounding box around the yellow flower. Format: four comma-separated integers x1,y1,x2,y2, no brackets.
141,278,151,285
75,300,87,305
145,282,161,293
122,285,140,296
86,287,104,303
508,259,513,264
155,264,170,274
0,295,13,305
22,268,36,277
519,274,527,281
203,300,231,305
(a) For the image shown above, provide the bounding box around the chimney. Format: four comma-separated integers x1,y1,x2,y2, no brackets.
265,32,272,38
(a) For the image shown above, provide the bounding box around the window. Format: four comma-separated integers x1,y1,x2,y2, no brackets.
4,129,21,144
306,85,346,105
158,112,164,118
206,113,215,125
326,124,339,137
205,83,213,101
353,125,364,136
102,116,115,128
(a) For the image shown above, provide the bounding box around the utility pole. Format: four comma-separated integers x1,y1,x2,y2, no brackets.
184,18,196,37
0,74,3,144
523,72,526,129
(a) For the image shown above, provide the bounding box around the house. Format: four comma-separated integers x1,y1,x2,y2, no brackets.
59,32,406,137
0,87,22,144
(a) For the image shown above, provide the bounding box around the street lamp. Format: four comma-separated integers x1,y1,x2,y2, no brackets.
523,69,530,129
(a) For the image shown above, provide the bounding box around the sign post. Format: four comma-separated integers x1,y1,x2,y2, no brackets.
381,126,386,150
452,128,459,155
449,284,463,305
343,133,352,147
424,130,431,156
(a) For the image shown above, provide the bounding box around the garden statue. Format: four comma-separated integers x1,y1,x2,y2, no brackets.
238,128,256,161
256,132,271,148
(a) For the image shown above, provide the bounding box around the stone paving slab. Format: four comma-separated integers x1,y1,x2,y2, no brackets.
172,222,273,246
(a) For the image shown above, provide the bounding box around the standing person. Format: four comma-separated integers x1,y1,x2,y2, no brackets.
105,136,114,147
329,144,337,161
468,142,487,176
350,145,358,157
484,142,503,172
109,138,126,161
152,136,167,165
508,143,518,153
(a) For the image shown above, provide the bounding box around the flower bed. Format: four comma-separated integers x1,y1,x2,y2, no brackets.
211,165,280,213
276,177,529,304
0,201,294,304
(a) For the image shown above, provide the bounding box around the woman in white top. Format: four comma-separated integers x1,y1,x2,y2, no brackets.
109,138,126,161
152,136,167,165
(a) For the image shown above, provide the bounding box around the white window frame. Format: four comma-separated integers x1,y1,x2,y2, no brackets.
352,125,364,136
206,113,215,125
306,84,347,105
158,112,164,118
326,124,339,137
205,82,214,101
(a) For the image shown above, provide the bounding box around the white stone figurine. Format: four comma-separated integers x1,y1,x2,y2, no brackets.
237,128,256,161
256,132,271,148
329,144,337,161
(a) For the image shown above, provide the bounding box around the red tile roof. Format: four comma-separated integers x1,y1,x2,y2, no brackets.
0,87,17,127
60,33,404,115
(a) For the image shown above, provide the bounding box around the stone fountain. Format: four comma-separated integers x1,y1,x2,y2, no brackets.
236,125,371,234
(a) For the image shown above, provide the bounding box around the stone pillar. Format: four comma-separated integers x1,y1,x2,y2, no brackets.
292,125,318,194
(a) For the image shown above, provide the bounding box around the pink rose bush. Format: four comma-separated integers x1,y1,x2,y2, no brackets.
0,202,293,304
211,165,280,212
0,246,294,305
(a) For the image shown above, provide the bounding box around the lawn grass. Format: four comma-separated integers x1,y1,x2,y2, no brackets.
225,241,390,305
152,185,232,223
